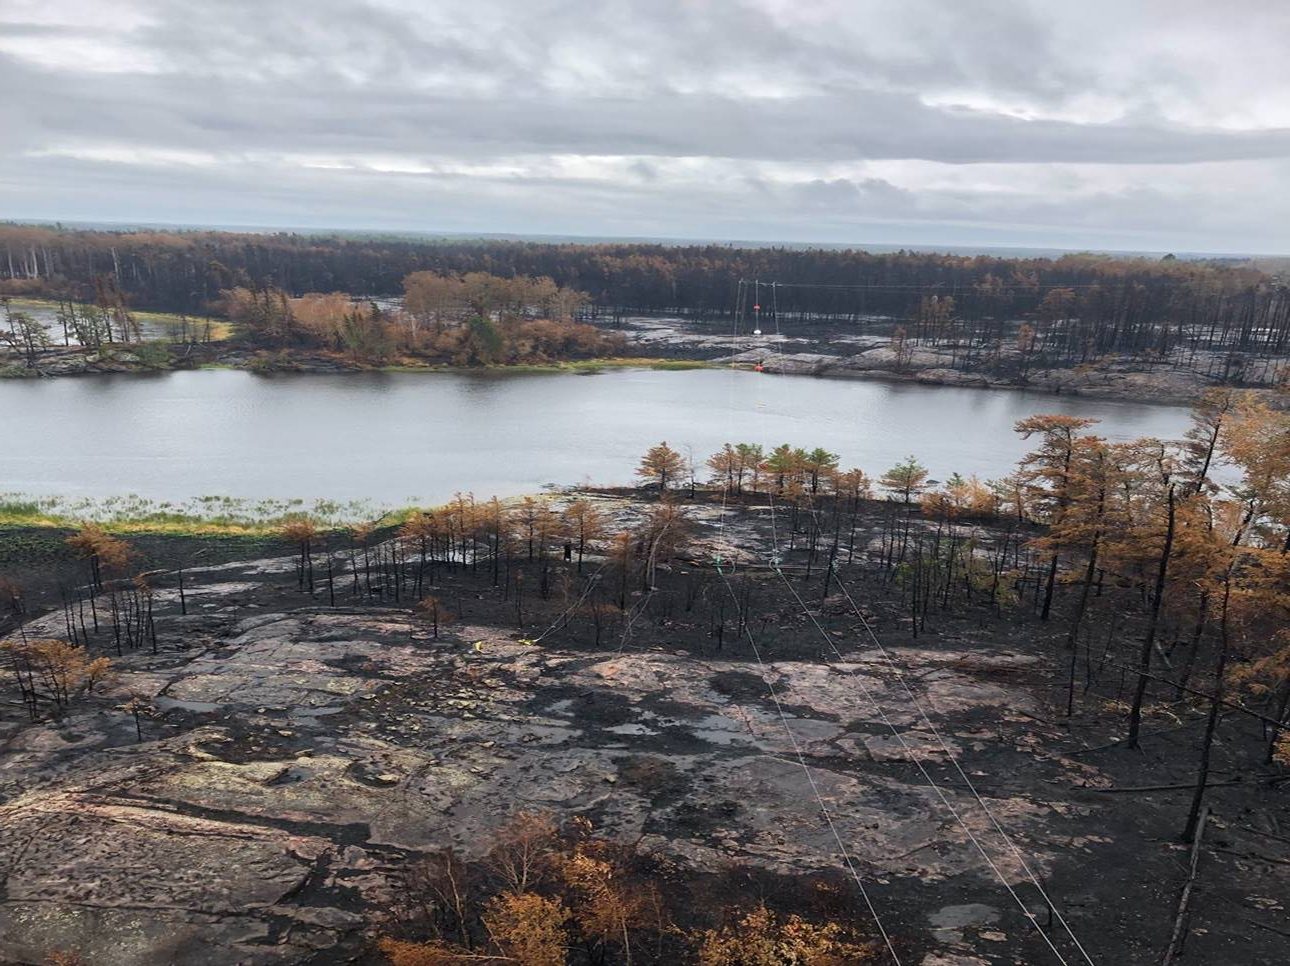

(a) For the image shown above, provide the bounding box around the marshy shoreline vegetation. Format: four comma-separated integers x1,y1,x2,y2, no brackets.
0,493,413,536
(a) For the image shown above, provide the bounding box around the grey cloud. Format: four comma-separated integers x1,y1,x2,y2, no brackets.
793,178,911,211
9,46,1290,168
1,0,1289,251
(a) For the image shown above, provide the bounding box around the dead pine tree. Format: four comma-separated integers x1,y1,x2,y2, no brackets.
1127,479,1177,749
562,497,608,574
324,541,337,606
1182,570,1233,843
1013,415,1098,620
280,516,320,594
416,595,446,640
116,694,152,743
636,441,686,494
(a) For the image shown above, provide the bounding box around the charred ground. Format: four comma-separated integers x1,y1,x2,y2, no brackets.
1,490,1287,964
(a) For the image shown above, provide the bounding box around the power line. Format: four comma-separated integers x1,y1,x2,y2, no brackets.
760,495,1076,964
712,558,903,964
736,277,1246,294
712,283,901,962
830,568,1096,965
746,288,1087,959
531,558,609,644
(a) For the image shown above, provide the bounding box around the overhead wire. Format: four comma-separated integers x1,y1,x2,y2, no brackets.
736,278,1194,293
763,519,1073,965
711,557,903,964
829,568,1096,964
531,558,609,644
744,290,1092,964
711,277,903,963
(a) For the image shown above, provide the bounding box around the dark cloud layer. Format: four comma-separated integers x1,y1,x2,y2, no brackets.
2,0,1288,252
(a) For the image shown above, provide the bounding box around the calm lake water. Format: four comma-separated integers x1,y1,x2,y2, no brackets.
0,368,1197,506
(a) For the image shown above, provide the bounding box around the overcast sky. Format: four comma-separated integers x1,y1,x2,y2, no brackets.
2,0,1289,253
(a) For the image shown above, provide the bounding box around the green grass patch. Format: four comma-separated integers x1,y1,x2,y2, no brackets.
640,358,714,370
0,491,557,539
544,356,714,372
378,356,714,375
0,498,43,517
0,492,429,538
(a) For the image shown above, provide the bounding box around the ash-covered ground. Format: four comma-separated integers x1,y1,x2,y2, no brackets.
2,494,1287,964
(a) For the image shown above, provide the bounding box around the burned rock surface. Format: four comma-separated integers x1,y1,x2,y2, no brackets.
613,315,1288,405
2,499,1287,964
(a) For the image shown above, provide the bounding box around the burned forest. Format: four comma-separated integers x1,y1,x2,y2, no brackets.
3,395,1288,964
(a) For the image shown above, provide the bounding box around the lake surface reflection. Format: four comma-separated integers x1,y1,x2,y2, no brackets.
0,368,1197,505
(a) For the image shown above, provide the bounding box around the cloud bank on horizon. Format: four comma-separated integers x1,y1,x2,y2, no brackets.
2,0,1288,253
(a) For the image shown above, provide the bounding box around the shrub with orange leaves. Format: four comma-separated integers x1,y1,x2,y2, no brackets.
697,902,879,966
485,811,561,894
483,892,570,966
3,637,114,712
376,937,473,966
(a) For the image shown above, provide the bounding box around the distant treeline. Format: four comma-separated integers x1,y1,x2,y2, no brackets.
3,224,1290,361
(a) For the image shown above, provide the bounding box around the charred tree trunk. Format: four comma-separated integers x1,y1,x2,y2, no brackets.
1128,484,1176,749
1183,578,1231,842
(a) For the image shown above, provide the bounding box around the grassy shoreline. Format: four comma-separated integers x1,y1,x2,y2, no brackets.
0,494,424,538
329,356,717,375
0,490,555,617
4,342,716,378
0,487,576,539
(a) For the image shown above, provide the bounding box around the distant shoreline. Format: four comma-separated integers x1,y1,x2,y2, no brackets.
0,343,715,379
5,339,1286,408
